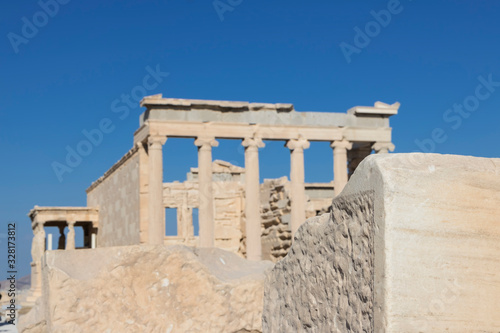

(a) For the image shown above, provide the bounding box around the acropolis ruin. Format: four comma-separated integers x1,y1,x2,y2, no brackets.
24,96,397,304
19,96,500,332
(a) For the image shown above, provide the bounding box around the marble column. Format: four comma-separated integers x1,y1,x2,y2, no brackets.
148,135,167,245
286,137,310,236
66,220,75,250
372,142,395,154
332,139,353,196
242,137,265,261
195,136,219,247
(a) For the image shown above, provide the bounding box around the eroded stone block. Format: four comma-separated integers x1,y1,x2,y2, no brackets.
20,245,273,333
263,153,500,332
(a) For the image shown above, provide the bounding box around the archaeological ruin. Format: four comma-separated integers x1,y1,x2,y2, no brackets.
18,96,500,332
24,96,398,306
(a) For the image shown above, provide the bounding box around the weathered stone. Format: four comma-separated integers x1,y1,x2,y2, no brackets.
20,245,273,333
263,153,500,332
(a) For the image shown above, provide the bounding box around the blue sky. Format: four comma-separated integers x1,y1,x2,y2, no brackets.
1,0,500,277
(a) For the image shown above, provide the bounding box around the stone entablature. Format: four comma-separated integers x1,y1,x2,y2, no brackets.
29,206,99,227
139,95,397,130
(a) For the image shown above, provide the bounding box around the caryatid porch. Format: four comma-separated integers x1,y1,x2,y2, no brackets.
136,96,398,261
26,207,98,303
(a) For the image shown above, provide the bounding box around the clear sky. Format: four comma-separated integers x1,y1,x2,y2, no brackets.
2,0,500,277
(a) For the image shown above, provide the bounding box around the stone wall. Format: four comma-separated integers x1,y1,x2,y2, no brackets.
87,148,141,247
259,177,292,262
263,153,500,332
163,161,245,254
258,178,332,263
19,245,273,333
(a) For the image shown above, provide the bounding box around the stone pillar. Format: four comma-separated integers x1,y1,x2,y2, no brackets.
66,220,75,250
242,137,265,261
286,137,310,236
195,137,219,247
332,139,353,196
31,223,45,295
91,233,96,249
58,225,66,249
372,142,395,154
148,135,167,244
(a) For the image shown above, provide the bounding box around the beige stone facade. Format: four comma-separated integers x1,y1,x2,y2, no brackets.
87,147,142,247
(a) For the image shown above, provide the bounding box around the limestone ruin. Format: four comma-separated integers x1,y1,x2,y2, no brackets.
24,96,397,307
19,97,500,332
20,245,273,332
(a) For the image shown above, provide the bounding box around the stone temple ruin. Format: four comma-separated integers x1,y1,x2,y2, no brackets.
24,96,398,304
19,96,500,332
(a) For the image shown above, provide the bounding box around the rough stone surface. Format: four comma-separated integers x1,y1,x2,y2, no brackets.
19,245,273,333
259,177,292,262
263,192,375,332
263,153,500,332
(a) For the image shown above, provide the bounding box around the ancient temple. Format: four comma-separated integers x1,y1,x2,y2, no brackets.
26,96,398,303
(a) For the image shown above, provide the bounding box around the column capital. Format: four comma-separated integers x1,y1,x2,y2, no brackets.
331,139,353,150
195,136,219,150
286,137,310,151
372,142,395,154
242,137,265,149
148,135,167,148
